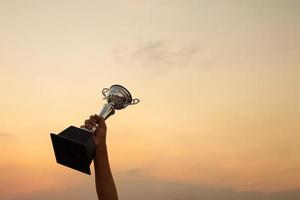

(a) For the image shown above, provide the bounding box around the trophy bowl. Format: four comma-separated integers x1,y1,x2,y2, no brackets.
100,84,140,119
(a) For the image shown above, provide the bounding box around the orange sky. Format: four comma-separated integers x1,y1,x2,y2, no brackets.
0,1,300,200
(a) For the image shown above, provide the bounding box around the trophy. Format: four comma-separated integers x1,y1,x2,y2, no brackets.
50,84,140,174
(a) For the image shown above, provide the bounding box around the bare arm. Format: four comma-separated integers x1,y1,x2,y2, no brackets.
83,115,118,200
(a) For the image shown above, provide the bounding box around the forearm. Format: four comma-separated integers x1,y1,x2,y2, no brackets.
94,142,118,200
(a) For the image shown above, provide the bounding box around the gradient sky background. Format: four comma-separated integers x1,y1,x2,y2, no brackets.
0,0,300,199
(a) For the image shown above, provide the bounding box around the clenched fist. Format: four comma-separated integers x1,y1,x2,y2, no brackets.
81,114,107,146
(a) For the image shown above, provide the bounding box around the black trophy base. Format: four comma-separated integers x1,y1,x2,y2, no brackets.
50,126,95,175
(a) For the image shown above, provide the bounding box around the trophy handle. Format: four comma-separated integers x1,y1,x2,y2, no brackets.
129,98,140,105
102,88,109,99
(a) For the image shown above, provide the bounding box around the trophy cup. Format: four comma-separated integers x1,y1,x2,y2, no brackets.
50,84,140,174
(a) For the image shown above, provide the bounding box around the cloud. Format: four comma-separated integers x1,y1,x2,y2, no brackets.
0,132,15,138
125,168,143,176
113,40,202,69
117,175,300,200
10,170,300,200
7,168,300,200
115,169,300,200
131,40,199,64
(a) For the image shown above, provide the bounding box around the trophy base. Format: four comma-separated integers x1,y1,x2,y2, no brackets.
50,126,95,175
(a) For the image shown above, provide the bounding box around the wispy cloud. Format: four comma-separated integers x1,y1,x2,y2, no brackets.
0,132,15,138
131,40,199,64
113,40,202,69
125,168,143,176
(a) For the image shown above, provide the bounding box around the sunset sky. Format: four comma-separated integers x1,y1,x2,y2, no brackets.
0,0,300,199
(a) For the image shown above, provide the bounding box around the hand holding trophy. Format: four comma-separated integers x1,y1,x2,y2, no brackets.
50,85,140,174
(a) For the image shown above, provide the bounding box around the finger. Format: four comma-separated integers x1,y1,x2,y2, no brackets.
84,120,96,129
89,115,97,123
81,125,94,132
95,115,107,130
85,119,97,126
85,123,93,130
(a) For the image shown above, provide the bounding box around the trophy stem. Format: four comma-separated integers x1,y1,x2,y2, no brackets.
99,103,115,120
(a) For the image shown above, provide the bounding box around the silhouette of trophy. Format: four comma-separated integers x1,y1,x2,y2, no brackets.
50,85,140,174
